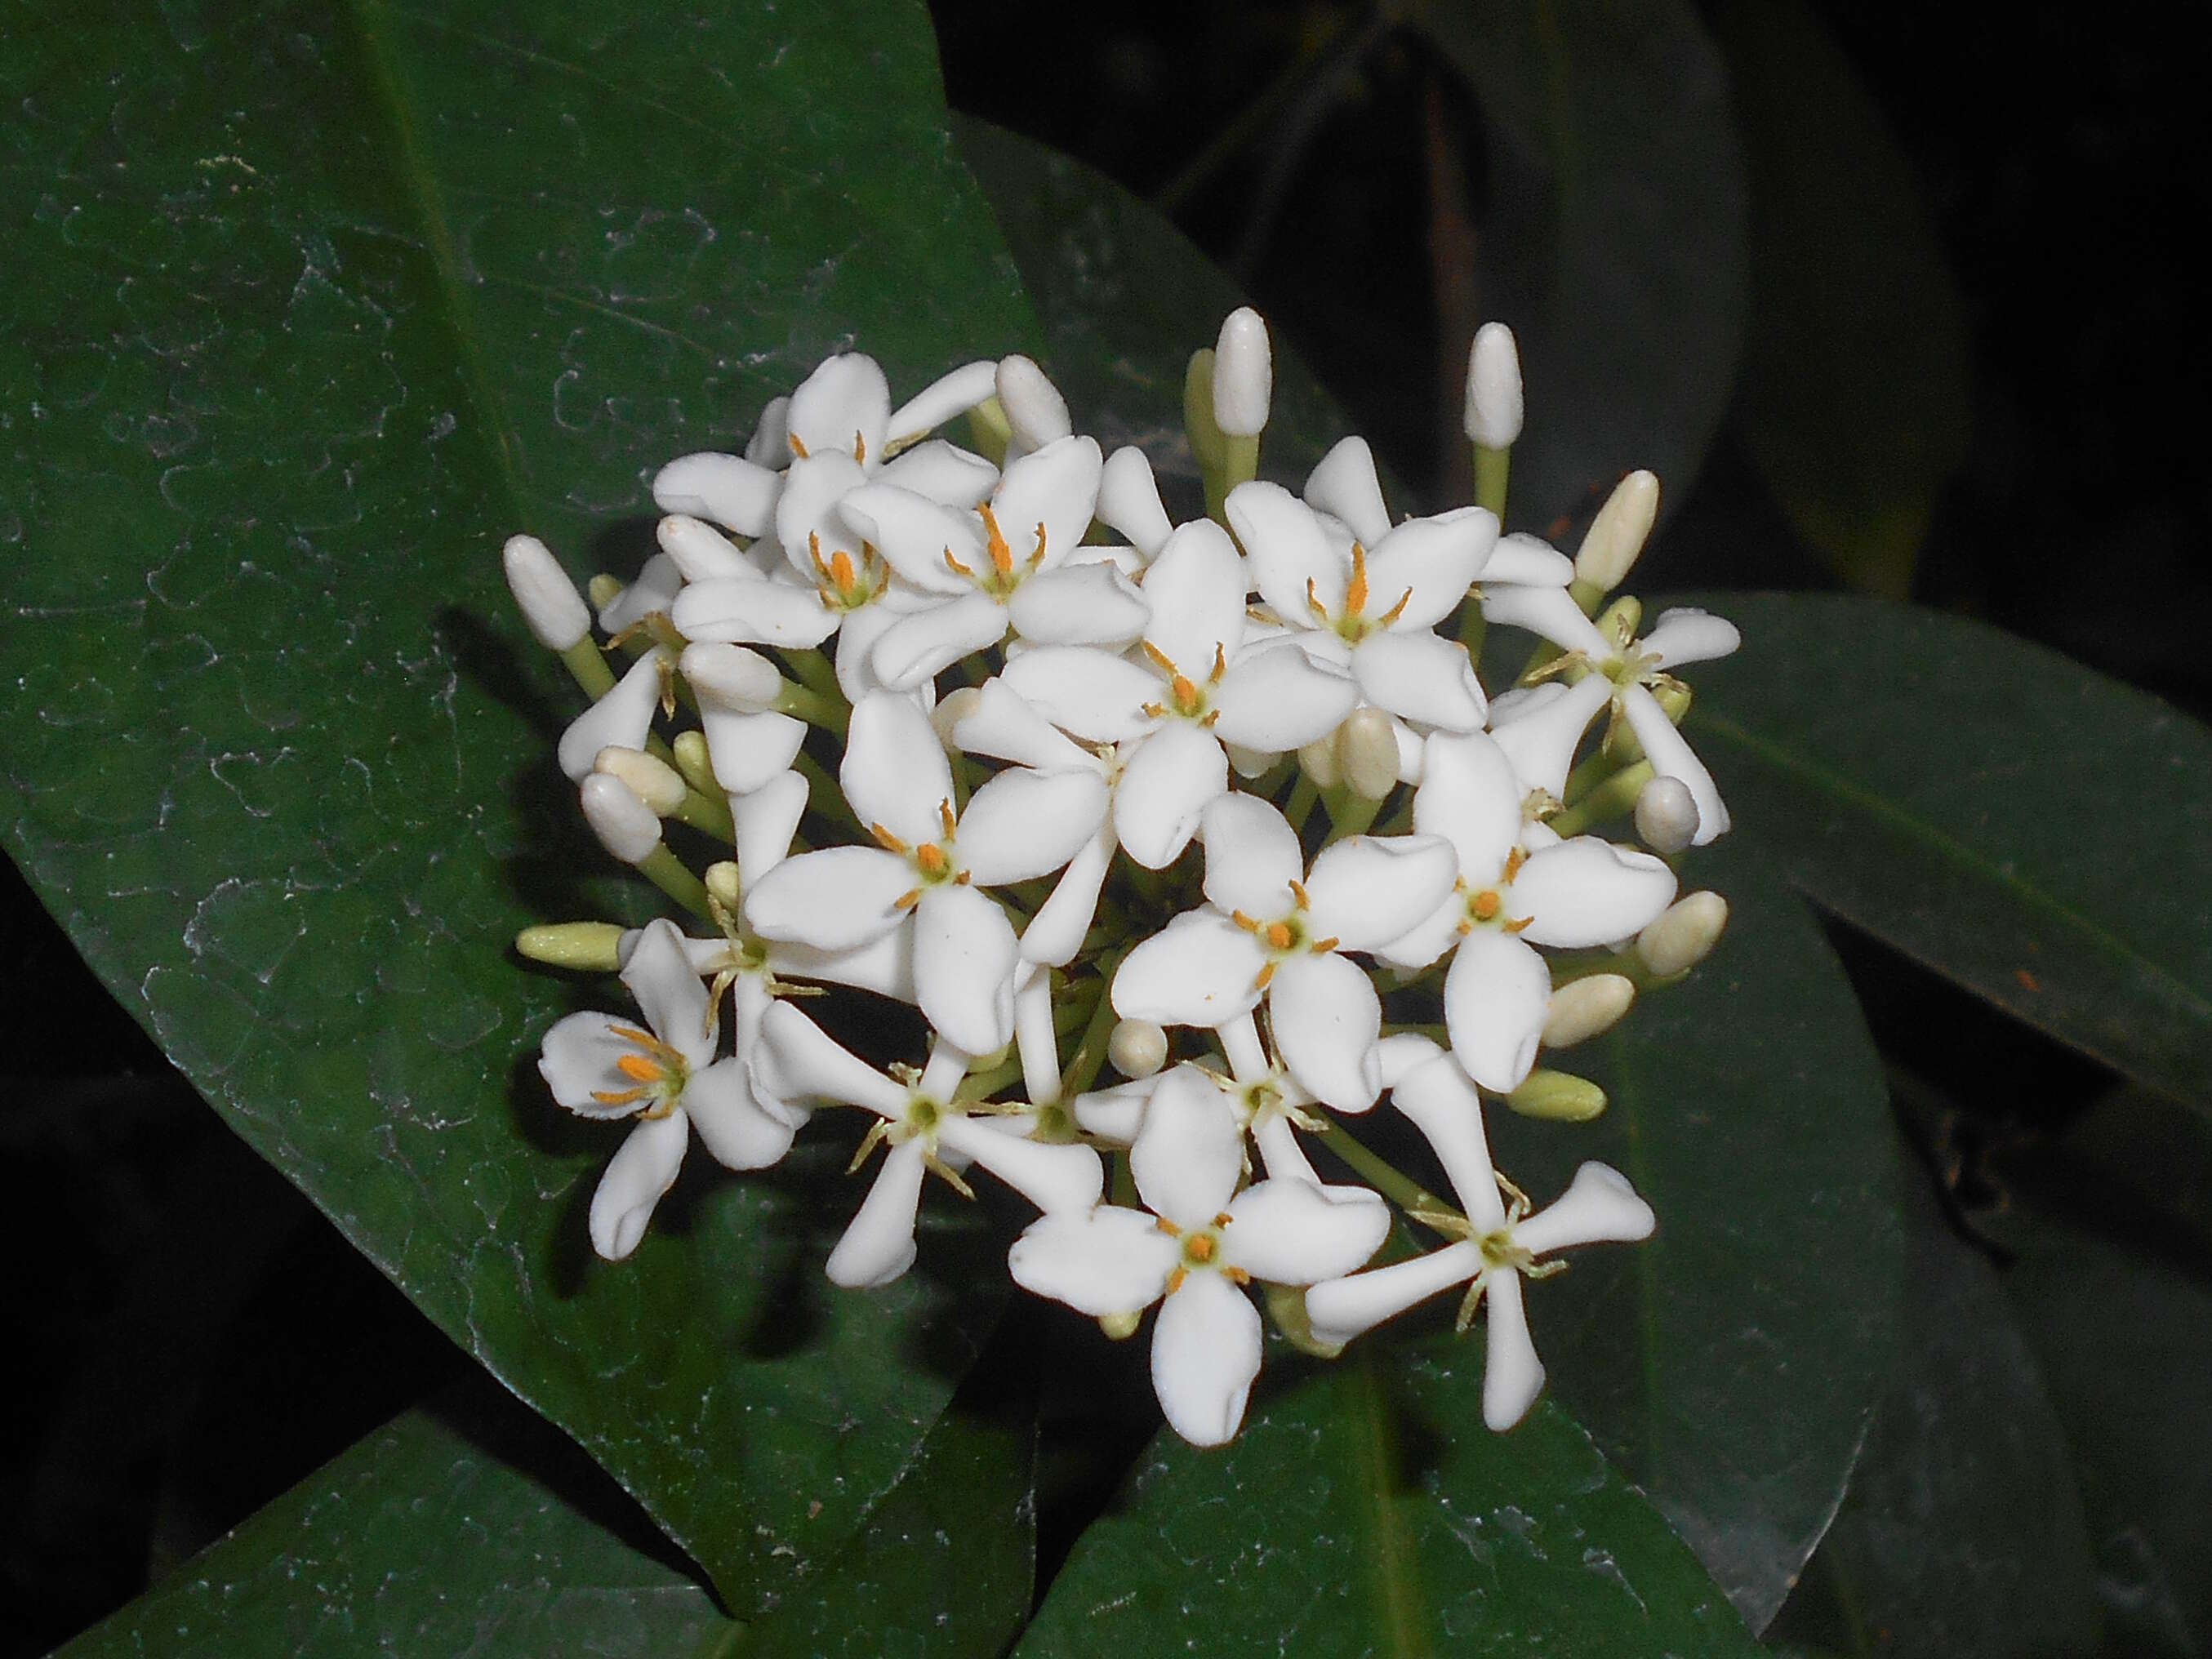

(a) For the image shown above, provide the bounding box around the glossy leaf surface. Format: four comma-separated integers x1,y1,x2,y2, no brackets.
0,0,1034,1605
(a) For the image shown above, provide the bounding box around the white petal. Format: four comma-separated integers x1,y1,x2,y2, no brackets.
1222,1176,1390,1283
1302,436,1391,547
836,484,981,596
1480,580,1607,655
1211,640,1358,752
1443,928,1552,1093
621,920,715,1065
1151,1272,1262,1447
1351,629,1488,732
1481,1271,1547,1430
670,576,841,649
732,768,809,885
996,354,1073,452
656,513,757,584
588,1112,689,1261
1008,563,1150,649
1302,833,1462,950
752,1001,906,1118
826,1138,928,1288
1389,1047,1508,1229
1009,1206,1179,1314
599,553,682,634
1112,909,1266,1029
958,767,1110,885
1510,836,1677,948
1411,729,1526,884
951,677,1097,772
1480,531,1576,587
871,591,1010,689
700,706,807,796
1139,518,1248,672
875,438,999,509
888,359,998,447
1072,1076,1159,1144
1640,606,1741,669
787,353,891,463
913,884,1018,1054
1621,683,1729,844
1376,1031,1447,1092
1002,647,1160,745
765,927,917,1003
1021,819,1116,967
991,435,1102,573
652,453,779,538
841,692,956,847
539,1012,645,1118
1131,1065,1246,1229
558,654,661,781
1199,792,1306,920
1304,1242,1483,1348
745,396,790,466
1098,445,1173,558
772,451,870,578
831,600,905,705
680,641,783,712
1267,952,1382,1112
1513,1162,1656,1255
1364,507,1496,632
1113,722,1229,869
1486,674,1613,798
1227,480,1343,624
683,1057,797,1170
940,1116,1104,1214
1375,896,1463,972
745,846,914,951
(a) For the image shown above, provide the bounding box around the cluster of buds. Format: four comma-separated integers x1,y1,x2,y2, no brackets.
504,311,1736,1446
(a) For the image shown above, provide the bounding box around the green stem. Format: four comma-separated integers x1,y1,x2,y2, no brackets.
779,646,843,705
774,678,849,736
1059,950,1130,1100
559,637,617,700
1315,1112,1463,1234
634,846,712,919
1283,772,1320,834
1325,789,1384,841
1474,443,1511,520
670,785,736,843
1547,759,1651,838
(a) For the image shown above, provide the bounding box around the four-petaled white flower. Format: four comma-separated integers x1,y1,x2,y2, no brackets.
1306,1034,1653,1430
1009,1074,1386,1445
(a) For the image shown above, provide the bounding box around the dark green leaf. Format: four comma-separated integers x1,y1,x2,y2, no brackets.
1486,839,1902,1628
0,0,1035,1605
1410,0,1748,527
1687,594,2212,1117
1014,1352,1760,1658
1712,0,1972,599
1764,1176,2100,1658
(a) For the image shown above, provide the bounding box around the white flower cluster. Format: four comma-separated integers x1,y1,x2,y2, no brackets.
505,313,1739,1447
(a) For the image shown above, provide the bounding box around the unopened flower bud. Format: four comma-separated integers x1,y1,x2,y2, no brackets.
502,535,591,650
1638,891,1729,977
1222,741,1275,780
743,396,791,467
1575,470,1659,593
680,643,782,712
1109,1017,1169,1079
594,746,687,816
587,572,623,611
1297,736,1342,789
1098,1310,1143,1341
656,514,752,584
652,454,777,539
1634,775,1700,854
580,773,662,865
932,685,984,752
1337,707,1401,801
1465,322,1524,448
1266,1283,1344,1359
670,730,718,798
1649,679,1692,725
1507,1069,1608,1122
995,354,1070,452
1099,446,1173,559
1211,307,1273,438
1543,974,1636,1048
514,921,625,971
704,861,742,914
1594,594,1643,643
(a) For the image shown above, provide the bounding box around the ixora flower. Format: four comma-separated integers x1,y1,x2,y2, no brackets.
1381,729,1676,1092
1004,518,1357,867
1009,1075,1386,1445
752,1002,1103,1288
537,920,796,1261
743,692,1106,1053
1305,1035,1653,1430
1112,791,1458,1110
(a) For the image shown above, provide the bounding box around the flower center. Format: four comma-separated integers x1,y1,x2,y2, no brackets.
1137,640,1227,726
1455,852,1533,936
942,504,1047,600
1304,540,1414,645
808,532,887,612
870,801,971,910
1230,877,1341,990
1156,1211,1249,1293
592,1025,689,1117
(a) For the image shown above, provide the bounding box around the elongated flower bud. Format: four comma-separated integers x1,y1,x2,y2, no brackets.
1507,1070,1608,1122
1464,322,1524,448
1634,775,1700,854
581,773,662,865
1576,470,1659,593
515,921,625,971
1337,707,1402,801
704,861,742,914
996,354,1071,451
1543,974,1636,1047
1108,1017,1169,1079
594,746,687,816
503,535,591,650
1638,891,1729,976
1298,736,1343,789
1211,307,1273,438
680,642,783,713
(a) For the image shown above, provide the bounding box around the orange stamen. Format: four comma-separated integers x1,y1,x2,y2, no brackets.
893,888,922,911
788,433,810,460
915,843,950,879
608,1025,658,1047
1310,936,1339,954
1223,1265,1251,1287
870,821,910,855
1155,1216,1180,1234
1503,846,1529,881
943,547,975,579
1471,890,1502,922
1306,576,1329,622
1230,910,1262,932
938,798,958,839
590,1086,650,1106
1263,922,1293,951
1210,643,1227,683
1028,520,1048,570
1253,961,1277,992
1166,1266,1188,1296
1346,541,1369,616
1213,1212,1234,1228
829,548,857,597
1287,877,1310,909
980,505,1015,577
1502,915,1534,935
852,430,866,464
616,1053,664,1084
1376,587,1414,628
1140,640,1177,676
1185,1234,1216,1263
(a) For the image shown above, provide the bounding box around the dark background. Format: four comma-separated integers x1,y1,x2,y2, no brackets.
6,1,2206,1649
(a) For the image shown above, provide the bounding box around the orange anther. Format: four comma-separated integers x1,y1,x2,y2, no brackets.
938,798,958,839
1253,961,1277,992
1503,846,1528,881
1377,587,1413,628
1213,1212,1234,1228
1287,877,1310,909
1155,1216,1181,1234
1502,915,1533,935
943,547,975,579
1310,936,1339,954
1166,1266,1187,1296
980,504,1015,577
1264,922,1294,951
828,549,857,597
608,1025,658,1047
788,433,810,460
1140,639,1177,676
1209,643,1226,683
915,843,950,879
1029,520,1048,569
1346,541,1369,616
893,888,922,911
616,1053,664,1084
1306,576,1329,622
1223,1265,1252,1286
590,1086,651,1106
852,430,866,465
1231,910,1262,932
1471,889,1502,922
870,821,910,855
1185,1234,1217,1264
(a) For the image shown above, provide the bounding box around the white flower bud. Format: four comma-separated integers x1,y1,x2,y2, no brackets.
1464,322,1524,448
1638,891,1729,977
1634,775,1700,854
655,513,752,584
1337,707,1401,801
580,773,662,865
679,642,782,712
1575,470,1659,593
704,861,742,914
932,686,984,752
995,354,1071,452
1098,446,1173,559
594,746,687,816
743,396,791,467
1108,1017,1168,1079
1542,974,1636,1048
1211,307,1273,438
502,534,591,650
1223,741,1276,780
514,921,625,971
1297,736,1342,789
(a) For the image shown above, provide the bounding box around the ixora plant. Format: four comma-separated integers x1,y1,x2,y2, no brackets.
505,315,1736,1447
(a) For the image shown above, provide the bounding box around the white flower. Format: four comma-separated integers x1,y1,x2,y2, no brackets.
741,692,1106,1053
1481,588,1741,844
1008,1077,1386,1445
1306,1036,1653,1430
1379,730,1676,1092
1001,518,1358,867
1464,322,1524,449
752,1002,1103,1288
1110,792,1458,1110
536,919,797,1261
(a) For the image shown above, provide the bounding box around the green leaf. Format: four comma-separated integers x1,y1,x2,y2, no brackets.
1712,0,1972,599
0,0,1035,1606
1409,0,1748,526
1014,1353,1760,1657
1485,839,1902,1627
1764,1177,2101,1658
61,1362,1038,1659
1687,594,2212,1118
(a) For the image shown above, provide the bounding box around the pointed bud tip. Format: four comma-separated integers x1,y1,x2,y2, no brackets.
1211,307,1273,437
502,534,591,650
1638,891,1729,976
1574,470,1659,591
1465,322,1524,448
995,354,1071,451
